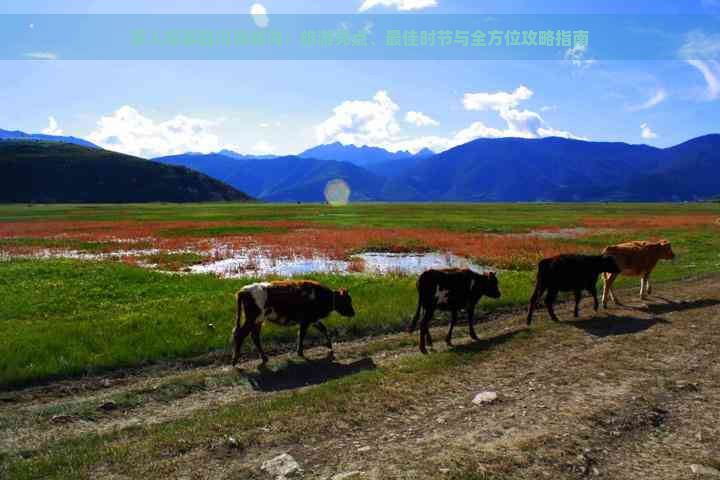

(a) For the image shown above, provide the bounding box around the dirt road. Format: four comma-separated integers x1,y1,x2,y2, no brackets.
2,276,719,479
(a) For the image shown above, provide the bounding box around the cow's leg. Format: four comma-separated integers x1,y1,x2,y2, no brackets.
589,283,599,312
645,274,652,295
639,277,646,300
445,310,458,346
603,273,620,306
545,289,559,322
296,320,310,358
313,321,333,351
419,306,434,354
232,319,254,366
467,301,479,341
573,289,582,318
527,283,545,325
601,273,610,308
250,323,269,364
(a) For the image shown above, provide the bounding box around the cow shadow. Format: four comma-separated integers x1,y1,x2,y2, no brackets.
565,314,670,338
243,354,377,392
448,328,528,355
640,298,720,316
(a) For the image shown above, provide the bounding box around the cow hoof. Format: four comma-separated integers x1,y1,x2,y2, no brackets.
470,334,479,341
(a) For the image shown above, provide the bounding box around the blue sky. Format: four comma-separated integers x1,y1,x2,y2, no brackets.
1,0,719,158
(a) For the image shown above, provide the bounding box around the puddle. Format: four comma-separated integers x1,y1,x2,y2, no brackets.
189,250,489,278
354,252,489,275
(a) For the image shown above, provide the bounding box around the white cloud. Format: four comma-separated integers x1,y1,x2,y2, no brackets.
628,88,668,111
463,85,533,111
24,52,57,60
540,105,558,112
251,140,276,155
680,31,720,101
640,123,658,139
259,122,271,128
87,105,223,158
41,116,63,136
404,111,439,127
358,0,437,12
680,30,720,60
462,86,582,141
29,23,34,29
250,3,269,29
315,87,582,154
564,44,596,70
315,90,401,146
686,59,720,100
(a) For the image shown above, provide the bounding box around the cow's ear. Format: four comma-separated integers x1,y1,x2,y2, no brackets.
659,239,670,245
338,288,348,296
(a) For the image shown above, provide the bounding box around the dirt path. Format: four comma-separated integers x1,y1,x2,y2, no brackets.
2,276,719,479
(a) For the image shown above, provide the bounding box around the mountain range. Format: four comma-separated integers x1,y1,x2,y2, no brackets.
2,124,719,203
154,135,720,202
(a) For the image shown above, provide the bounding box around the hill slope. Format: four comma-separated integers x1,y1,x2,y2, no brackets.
0,141,251,203
620,134,720,201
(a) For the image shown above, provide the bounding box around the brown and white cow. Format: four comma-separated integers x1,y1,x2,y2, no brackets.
601,240,675,307
232,280,355,365
407,268,501,354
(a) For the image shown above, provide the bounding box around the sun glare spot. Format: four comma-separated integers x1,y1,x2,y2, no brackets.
324,179,351,206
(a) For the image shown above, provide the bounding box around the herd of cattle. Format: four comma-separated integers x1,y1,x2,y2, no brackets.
231,240,676,365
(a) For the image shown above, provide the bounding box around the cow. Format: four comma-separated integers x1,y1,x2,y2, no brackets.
527,254,620,325
407,268,501,354
601,240,675,307
231,280,355,366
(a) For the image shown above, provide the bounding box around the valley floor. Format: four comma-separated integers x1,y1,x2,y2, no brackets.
2,275,719,479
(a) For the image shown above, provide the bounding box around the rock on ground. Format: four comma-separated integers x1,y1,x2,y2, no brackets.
472,391,498,405
261,453,301,479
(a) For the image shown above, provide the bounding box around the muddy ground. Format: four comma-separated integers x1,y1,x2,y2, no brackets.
2,276,719,479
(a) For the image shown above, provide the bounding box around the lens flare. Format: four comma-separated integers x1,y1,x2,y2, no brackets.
324,179,351,206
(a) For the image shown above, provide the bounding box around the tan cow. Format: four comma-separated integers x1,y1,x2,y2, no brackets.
601,240,675,306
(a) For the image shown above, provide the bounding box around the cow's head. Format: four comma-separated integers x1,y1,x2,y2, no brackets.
477,271,501,299
657,240,675,260
333,288,355,317
599,255,621,274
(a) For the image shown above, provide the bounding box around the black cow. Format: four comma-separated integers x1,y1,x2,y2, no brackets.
232,280,355,365
526,254,620,325
408,268,501,354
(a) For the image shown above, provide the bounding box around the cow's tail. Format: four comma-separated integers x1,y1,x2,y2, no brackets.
235,290,247,331
407,299,422,333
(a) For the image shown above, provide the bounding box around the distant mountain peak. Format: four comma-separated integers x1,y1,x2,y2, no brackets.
0,128,99,149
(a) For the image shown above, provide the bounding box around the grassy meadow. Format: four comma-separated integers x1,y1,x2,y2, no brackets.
1,202,719,388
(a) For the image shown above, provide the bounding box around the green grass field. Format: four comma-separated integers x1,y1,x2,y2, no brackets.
1,202,718,388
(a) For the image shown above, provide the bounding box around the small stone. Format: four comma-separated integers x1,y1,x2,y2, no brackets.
357,446,371,453
98,401,117,412
100,379,112,388
690,464,720,477
261,453,301,479
332,472,363,480
207,323,216,330
50,414,73,424
472,391,498,405
228,436,239,449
